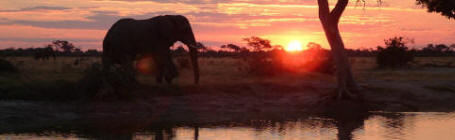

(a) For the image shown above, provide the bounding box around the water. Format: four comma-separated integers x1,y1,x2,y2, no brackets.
1,112,455,140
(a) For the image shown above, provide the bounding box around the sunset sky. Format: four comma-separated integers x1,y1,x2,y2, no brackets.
0,0,454,50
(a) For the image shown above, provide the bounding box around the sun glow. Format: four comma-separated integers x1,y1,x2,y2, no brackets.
285,40,304,52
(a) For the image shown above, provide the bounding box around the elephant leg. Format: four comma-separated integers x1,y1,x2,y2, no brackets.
156,65,176,84
152,49,177,84
124,55,137,74
163,51,178,84
153,55,166,84
156,67,164,84
155,63,177,84
164,62,178,84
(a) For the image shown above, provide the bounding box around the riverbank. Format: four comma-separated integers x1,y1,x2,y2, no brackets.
1,78,454,131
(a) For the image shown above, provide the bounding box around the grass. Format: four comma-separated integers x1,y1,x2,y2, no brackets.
0,56,454,104
424,85,455,93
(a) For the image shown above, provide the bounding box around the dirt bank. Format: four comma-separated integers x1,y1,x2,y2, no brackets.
1,79,454,133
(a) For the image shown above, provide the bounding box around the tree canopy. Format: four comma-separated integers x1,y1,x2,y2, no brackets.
243,36,273,52
416,0,455,19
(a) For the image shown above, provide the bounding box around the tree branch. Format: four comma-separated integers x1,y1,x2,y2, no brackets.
318,0,330,23
330,0,349,23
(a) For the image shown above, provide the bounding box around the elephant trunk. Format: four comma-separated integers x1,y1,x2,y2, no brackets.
189,45,199,84
185,34,199,84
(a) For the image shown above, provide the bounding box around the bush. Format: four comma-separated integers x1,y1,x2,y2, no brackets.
0,58,18,73
76,63,138,100
377,37,414,68
303,57,335,74
300,46,335,74
244,50,290,76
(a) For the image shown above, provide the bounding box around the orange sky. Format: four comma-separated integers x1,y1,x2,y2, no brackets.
0,0,453,50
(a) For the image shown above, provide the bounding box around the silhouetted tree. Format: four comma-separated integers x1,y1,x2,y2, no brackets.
317,0,362,99
52,40,75,55
377,37,414,68
196,42,207,51
435,44,450,52
243,36,273,52
315,0,455,99
221,44,241,52
220,44,250,56
419,43,455,56
417,0,455,19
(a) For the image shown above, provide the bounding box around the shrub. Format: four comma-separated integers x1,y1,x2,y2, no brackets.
300,44,335,74
303,57,335,74
377,37,414,68
0,58,18,73
243,50,290,76
76,63,138,100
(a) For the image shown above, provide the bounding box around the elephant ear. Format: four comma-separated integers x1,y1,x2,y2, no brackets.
156,16,179,43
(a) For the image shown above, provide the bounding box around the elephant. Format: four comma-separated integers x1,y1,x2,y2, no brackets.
102,15,199,84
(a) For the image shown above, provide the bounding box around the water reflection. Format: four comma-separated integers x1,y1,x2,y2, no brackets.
1,112,455,140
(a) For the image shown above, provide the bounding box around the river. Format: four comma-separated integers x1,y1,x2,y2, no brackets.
1,112,454,140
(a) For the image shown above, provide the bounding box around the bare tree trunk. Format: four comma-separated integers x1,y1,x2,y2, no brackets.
318,0,360,99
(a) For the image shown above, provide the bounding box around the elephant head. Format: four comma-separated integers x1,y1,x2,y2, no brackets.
156,15,200,84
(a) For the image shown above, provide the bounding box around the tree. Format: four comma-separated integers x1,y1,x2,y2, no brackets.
314,0,452,99
317,0,360,99
416,0,455,19
52,40,75,54
243,36,273,52
196,42,208,52
221,44,242,52
435,44,450,52
377,37,414,67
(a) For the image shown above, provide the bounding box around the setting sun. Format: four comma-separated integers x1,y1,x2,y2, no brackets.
285,40,304,52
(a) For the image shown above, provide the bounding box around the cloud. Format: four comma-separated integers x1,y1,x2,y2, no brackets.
107,0,316,5
0,37,98,43
0,6,70,12
0,10,176,30
0,0,453,49
21,6,70,11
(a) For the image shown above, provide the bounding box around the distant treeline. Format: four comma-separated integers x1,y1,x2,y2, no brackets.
0,40,102,58
1,39,454,58
345,43,455,57
0,48,102,57
183,43,455,58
